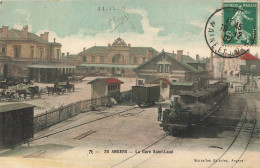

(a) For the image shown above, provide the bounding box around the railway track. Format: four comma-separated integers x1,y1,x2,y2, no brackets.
111,133,175,168
31,106,142,142
208,96,257,168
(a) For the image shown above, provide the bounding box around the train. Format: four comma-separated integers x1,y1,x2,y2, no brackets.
132,84,160,107
160,81,229,134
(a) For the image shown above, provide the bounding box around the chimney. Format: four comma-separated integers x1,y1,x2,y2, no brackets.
83,47,86,51
54,38,56,43
22,25,28,38
209,50,213,71
40,32,49,41
67,52,69,56
176,50,183,62
147,49,154,58
2,26,8,38
128,43,131,47
255,53,258,58
196,54,200,61
172,50,175,56
44,32,49,42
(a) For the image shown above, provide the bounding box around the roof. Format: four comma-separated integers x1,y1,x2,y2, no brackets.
162,78,172,85
0,103,35,113
130,47,159,55
78,46,158,55
88,78,124,85
135,52,203,73
240,52,259,60
78,64,137,69
0,29,61,45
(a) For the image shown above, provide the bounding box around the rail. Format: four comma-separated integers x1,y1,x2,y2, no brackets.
33,90,132,133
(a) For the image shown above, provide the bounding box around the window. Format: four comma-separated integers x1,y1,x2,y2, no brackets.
159,64,163,73
30,46,34,58
2,47,6,54
83,56,87,62
134,57,138,64
108,84,118,91
46,51,50,59
165,64,170,73
13,45,21,58
91,56,95,62
57,49,60,58
100,56,104,63
40,48,43,59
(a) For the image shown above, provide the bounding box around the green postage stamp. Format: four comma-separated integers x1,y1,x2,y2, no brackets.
222,2,258,46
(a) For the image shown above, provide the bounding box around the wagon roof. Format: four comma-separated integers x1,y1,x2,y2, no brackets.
179,82,228,98
0,103,35,113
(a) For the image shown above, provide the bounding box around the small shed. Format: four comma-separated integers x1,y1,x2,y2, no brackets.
0,103,34,146
88,78,124,99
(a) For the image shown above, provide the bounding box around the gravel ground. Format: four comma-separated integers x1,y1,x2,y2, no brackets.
0,77,136,116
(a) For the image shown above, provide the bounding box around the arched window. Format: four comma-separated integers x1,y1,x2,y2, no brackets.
112,54,124,63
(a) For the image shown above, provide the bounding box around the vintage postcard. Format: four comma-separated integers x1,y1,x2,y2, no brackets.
0,0,260,167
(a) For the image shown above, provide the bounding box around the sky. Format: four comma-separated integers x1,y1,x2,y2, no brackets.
0,0,225,59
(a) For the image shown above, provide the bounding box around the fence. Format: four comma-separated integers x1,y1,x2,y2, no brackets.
33,90,132,132
235,86,259,94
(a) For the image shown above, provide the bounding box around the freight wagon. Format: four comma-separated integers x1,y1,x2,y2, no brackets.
132,84,160,107
0,103,34,146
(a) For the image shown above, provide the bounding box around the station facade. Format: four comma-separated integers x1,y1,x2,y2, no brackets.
0,25,62,80
77,38,158,77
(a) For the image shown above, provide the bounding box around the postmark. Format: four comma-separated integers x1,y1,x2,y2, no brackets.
204,2,258,58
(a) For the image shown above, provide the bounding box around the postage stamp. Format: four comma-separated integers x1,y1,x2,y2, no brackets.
204,2,259,58
222,2,258,46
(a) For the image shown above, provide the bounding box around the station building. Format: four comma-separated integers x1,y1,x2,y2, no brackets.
77,37,158,77
0,25,77,82
0,25,63,80
135,50,209,91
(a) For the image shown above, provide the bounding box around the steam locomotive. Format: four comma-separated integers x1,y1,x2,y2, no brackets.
160,81,229,134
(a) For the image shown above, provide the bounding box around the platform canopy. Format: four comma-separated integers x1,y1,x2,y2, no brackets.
28,65,76,69
78,64,137,69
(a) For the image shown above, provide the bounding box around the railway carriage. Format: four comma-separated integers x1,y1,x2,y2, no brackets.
160,81,229,134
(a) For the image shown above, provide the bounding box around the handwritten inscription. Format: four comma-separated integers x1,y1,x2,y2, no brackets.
108,14,129,32
97,5,125,12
